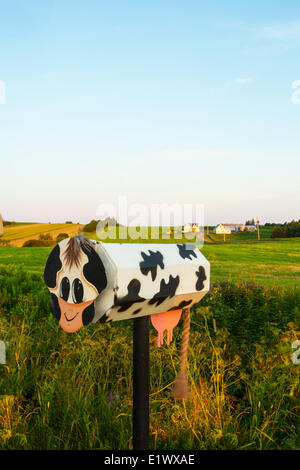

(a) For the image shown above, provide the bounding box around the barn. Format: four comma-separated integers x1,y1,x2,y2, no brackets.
214,223,244,234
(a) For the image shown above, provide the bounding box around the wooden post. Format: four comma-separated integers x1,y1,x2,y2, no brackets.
256,217,260,241
133,316,150,450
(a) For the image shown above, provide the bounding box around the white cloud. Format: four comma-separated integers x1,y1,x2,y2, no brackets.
234,77,255,84
218,20,300,43
251,21,300,41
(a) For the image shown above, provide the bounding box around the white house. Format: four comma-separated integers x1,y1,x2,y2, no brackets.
214,223,244,234
183,223,200,233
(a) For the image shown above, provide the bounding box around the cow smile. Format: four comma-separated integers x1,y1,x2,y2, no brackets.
64,311,79,322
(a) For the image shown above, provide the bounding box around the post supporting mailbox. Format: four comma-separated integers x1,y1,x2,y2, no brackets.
133,316,150,450
44,234,210,450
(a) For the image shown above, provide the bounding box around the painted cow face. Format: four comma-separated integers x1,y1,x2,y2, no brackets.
44,235,107,333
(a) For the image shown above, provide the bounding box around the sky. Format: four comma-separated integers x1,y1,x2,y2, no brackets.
0,0,299,225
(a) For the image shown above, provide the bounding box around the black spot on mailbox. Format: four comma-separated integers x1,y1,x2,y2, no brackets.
139,250,164,281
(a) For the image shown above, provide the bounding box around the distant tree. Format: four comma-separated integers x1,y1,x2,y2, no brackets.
98,217,121,229
55,233,69,243
83,218,121,233
65,221,73,224
83,219,99,232
23,239,50,247
39,233,53,241
265,222,283,227
245,218,255,226
271,227,285,238
271,219,300,238
23,240,41,247
23,233,54,247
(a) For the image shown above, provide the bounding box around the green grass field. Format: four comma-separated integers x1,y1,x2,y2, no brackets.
0,236,299,288
0,264,299,450
201,238,300,288
205,225,273,243
0,231,299,450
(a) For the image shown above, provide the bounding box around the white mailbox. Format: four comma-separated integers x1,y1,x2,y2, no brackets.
44,235,210,333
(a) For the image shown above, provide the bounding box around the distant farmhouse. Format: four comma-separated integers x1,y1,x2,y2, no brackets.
0,214,3,237
183,223,201,233
214,223,257,234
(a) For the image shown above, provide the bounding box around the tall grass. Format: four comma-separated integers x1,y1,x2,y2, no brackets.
0,265,299,449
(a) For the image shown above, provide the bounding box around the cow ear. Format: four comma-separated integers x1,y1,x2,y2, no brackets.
80,241,107,294
44,244,62,289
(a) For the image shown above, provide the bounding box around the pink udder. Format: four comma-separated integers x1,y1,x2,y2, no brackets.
151,310,183,347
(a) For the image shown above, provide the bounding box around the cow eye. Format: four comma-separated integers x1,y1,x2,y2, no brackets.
72,278,84,304
59,277,70,301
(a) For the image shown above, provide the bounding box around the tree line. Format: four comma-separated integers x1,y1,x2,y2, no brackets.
83,218,121,232
271,219,300,238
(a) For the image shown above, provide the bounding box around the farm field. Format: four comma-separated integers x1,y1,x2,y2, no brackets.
0,263,299,450
81,225,273,244
0,230,299,450
201,238,300,289
0,237,299,288
0,222,275,248
204,225,273,243
1,223,82,247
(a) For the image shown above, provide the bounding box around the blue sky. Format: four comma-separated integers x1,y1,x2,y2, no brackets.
0,0,299,225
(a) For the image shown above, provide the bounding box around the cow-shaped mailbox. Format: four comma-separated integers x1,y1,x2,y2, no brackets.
44,235,210,401
44,235,210,331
